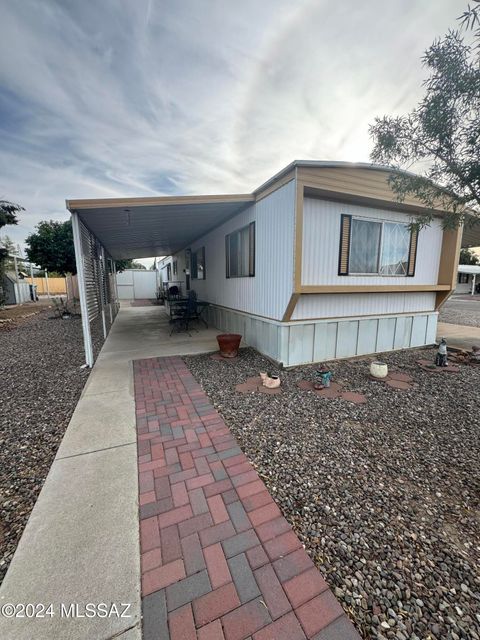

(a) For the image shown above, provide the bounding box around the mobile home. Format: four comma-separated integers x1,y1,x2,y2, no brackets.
67,161,463,367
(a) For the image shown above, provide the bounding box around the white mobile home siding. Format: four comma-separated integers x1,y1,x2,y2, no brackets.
291,292,436,320
176,180,296,321
301,197,443,286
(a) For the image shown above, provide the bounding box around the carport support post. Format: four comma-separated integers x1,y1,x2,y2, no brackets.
472,274,476,296
100,246,107,339
71,212,94,367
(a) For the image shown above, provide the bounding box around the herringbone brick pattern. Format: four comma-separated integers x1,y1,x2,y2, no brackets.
134,356,361,640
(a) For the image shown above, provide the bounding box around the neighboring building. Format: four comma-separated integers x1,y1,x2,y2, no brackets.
455,264,480,295
67,160,465,367
1,271,31,305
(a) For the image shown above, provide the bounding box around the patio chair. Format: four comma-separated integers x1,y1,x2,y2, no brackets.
169,295,199,335
168,285,180,299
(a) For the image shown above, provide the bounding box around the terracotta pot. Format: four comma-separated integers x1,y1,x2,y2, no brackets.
216,333,242,358
370,361,388,378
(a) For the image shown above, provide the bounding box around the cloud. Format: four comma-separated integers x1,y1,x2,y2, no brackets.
0,0,467,258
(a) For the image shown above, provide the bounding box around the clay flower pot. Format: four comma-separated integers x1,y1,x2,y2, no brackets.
216,333,242,358
370,361,388,378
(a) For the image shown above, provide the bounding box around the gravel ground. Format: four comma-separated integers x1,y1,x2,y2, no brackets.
439,299,480,328
0,309,103,584
185,348,480,640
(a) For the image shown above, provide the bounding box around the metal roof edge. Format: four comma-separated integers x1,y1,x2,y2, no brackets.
252,159,419,196
66,193,255,212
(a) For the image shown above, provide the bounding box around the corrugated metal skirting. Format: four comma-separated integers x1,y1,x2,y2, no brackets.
207,305,438,367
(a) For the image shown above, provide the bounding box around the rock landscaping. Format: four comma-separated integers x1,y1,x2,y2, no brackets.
0,308,103,584
185,347,480,640
439,300,480,327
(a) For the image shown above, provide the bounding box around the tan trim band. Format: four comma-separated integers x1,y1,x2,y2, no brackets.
282,294,300,322
294,179,304,292
299,285,450,294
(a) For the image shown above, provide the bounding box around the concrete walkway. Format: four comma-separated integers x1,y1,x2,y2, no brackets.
0,306,221,640
437,321,480,351
135,356,360,640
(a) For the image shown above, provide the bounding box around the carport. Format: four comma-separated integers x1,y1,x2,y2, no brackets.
66,193,253,366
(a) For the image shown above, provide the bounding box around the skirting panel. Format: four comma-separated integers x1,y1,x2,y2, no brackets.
206,306,438,367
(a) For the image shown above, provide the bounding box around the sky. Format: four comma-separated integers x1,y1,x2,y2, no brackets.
0,0,467,265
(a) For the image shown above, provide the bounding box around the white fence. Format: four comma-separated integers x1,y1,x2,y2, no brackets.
116,269,158,300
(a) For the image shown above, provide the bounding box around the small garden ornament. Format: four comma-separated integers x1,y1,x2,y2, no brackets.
260,372,281,388
314,367,332,389
370,361,389,378
435,338,448,367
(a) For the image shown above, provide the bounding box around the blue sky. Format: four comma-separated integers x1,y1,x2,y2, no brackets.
0,0,467,262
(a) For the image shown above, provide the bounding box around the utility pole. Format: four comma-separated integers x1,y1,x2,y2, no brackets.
45,270,50,298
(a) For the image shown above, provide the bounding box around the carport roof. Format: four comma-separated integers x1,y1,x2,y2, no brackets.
66,194,254,260
67,160,480,259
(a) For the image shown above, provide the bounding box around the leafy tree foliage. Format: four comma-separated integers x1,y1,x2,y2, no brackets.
25,219,150,275
370,3,480,229
460,247,480,264
26,220,76,275
0,200,23,230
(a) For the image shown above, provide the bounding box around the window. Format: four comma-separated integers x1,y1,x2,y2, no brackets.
166,263,172,280
349,219,382,274
226,222,255,278
341,215,414,276
173,260,177,276
379,222,411,275
192,247,205,280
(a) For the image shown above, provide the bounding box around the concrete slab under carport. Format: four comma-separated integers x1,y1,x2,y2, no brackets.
0,305,222,640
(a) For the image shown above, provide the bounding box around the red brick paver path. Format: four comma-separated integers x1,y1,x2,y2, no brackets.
134,356,361,640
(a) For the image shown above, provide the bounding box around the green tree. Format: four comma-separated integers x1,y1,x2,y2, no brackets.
0,200,23,230
25,219,147,275
0,201,23,306
25,220,76,275
460,247,480,264
369,3,480,229
0,236,17,271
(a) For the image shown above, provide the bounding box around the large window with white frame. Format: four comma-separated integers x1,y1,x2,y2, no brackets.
349,218,411,276
226,222,255,278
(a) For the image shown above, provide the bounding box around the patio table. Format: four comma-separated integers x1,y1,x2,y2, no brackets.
168,298,210,328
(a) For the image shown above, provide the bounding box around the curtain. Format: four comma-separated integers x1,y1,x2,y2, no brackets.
349,219,381,273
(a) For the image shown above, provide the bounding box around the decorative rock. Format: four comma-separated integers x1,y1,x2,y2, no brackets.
341,391,368,405
385,379,413,391
184,346,480,640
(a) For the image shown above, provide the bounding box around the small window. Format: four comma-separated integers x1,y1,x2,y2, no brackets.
166,263,172,280
173,260,177,276
192,247,205,280
226,222,255,278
